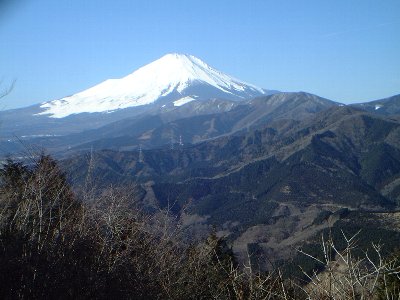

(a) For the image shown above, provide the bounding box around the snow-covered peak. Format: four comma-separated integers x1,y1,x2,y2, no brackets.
38,53,267,118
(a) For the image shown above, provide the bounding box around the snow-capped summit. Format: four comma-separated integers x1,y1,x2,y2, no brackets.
38,53,268,118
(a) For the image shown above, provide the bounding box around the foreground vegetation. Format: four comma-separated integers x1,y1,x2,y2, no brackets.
0,155,399,299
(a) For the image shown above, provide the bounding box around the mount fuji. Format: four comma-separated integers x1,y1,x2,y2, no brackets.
38,53,271,118
0,53,276,141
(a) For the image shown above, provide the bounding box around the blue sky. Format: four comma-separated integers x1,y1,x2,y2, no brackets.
1,0,399,109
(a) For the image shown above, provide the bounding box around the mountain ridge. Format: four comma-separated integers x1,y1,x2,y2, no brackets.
1,92,340,156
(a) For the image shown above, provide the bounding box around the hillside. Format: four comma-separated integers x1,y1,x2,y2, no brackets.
64,106,400,267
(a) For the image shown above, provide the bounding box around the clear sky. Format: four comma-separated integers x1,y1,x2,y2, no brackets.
1,0,399,109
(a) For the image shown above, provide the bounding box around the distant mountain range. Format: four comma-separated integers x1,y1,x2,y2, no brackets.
1,53,399,158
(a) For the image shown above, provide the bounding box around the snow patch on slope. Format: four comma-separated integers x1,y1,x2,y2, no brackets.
37,53,266,118
173,96,197,107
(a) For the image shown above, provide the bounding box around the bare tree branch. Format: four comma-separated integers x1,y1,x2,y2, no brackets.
0,79,15,99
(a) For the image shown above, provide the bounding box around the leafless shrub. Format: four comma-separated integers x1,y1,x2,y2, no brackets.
1,154,398,299
297,231,400,300
0,155,79,248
